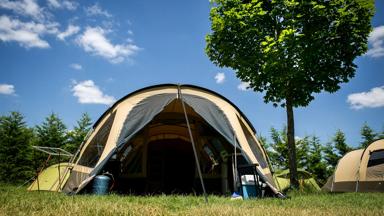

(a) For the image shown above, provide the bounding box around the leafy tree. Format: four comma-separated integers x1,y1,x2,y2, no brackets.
65,113,92,154
360,123,377,148
34,113,68,166
206,0,374,187
265,126,309,171
0,112,34,183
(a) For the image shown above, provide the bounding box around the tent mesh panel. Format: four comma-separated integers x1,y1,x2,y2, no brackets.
77,112,116,167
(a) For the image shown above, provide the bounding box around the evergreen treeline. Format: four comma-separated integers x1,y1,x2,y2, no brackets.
264,124,384,185
0,111,382,187
0,112,92,184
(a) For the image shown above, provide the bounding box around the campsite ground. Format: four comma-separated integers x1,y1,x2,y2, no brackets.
0,184,383,216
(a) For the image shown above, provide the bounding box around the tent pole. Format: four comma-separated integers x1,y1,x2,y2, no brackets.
258,138,281,191
58,151,61,192
233,133,238,192
179,87,208,203
56,129,92,192
36,169,40,192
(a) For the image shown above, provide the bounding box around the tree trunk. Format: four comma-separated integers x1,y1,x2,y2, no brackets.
286,97,299,188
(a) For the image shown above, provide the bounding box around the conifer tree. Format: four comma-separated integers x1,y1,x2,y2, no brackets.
360,123,377,148
0,112,34,183
324,129,352,176
306,136,327,184
334,129,352,156
65,113,92,153
34,113,68,166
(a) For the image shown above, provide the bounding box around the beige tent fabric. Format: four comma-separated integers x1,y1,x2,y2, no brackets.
63,84,277,194
181,87,275,187
62,166,91,193
359,139,384,181
74,112,113,165
181,87,265,165
323,139,384,192
334,149,363,182
70,88,178,173
96,88,178,167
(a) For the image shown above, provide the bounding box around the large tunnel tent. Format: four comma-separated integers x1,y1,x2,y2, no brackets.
323,139,384,192
62,84,279,196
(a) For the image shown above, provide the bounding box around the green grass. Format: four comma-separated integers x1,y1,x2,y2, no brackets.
0,184,383,216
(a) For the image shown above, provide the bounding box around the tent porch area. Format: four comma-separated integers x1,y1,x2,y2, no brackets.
108,138,236,195
99,101,243,195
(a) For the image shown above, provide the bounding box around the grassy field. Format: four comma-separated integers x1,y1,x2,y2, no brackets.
0,185,383,216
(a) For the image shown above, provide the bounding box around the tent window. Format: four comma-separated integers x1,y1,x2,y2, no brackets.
77,112,116,167
368,150,384,167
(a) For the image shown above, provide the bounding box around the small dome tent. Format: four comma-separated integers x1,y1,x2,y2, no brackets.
274,169,321,192
323,139,384,192
28,163,72,191
59,84,279,196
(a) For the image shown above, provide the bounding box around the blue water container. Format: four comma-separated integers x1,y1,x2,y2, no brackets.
92,175,111,195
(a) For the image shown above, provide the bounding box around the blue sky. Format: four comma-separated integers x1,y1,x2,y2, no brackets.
0,0,383,147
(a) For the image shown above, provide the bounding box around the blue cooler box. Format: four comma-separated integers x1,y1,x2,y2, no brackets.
242,184,257,199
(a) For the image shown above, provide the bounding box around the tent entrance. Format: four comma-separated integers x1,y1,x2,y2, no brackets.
146,139,195,194
106,100,242,195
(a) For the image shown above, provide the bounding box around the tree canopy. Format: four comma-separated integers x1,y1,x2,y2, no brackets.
206,0,374,107
206,0,374,187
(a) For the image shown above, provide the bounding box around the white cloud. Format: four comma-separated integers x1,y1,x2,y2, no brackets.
0,15,60,48
347,86,384,109
0,84,15,95
57,24,80,40
47,0,78,10
47,0,60,8
0,0,44,20
106,78,114,83
72,80,115,105
366,26,384,58
85,3,112,18
76,27,140,63
214,72,225,84
237,82,250,91
69,63,82,70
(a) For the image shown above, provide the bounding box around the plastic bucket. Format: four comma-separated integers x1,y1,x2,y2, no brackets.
92,175,111,195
